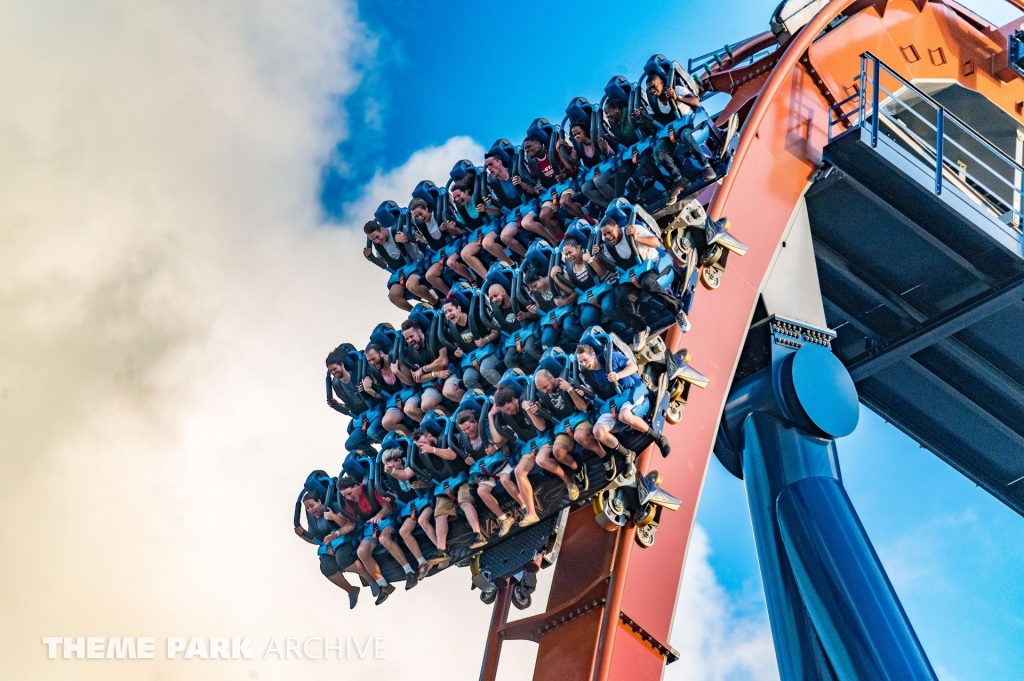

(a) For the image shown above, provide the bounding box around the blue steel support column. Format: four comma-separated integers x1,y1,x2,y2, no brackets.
716,317,937,681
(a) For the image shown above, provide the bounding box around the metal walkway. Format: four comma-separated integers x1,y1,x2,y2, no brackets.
810,54,1024,515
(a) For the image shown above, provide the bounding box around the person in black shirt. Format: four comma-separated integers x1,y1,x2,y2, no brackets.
296,489,365,609
409,198,473,295
489,385,553,528
382,448,437,581
363,220,436,311
454,410,518,538
394,318,464,412
442,296,501,390
527,368,589,486
359,343,415,436
602,97,658,199
486,282,541,373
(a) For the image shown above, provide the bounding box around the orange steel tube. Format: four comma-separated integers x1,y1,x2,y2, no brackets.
592,525,635,681
709,0,858,221
480,580,512,681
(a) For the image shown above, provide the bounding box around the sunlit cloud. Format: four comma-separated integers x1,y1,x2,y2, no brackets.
667,525,778,681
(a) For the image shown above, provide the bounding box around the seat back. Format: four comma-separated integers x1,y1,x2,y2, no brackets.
411,179,443,212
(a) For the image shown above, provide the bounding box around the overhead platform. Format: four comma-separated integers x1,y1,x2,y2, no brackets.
810,54,1024,515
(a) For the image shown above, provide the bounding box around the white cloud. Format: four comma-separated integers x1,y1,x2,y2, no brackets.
0,1,500,679
667,525,779,681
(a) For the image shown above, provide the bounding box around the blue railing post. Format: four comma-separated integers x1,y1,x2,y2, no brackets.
858,54,866,128
870,56,880,147
935,108,944,195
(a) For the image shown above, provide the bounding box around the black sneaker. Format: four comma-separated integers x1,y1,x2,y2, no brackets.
348,589,359,610
654,432,671,457
702,164,717,182
404,572,418,591
375,583,396,605
575,465,589,491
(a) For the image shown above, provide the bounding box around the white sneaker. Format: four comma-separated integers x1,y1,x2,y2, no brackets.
676,310,691,333
633,327,650,351
519,513,540,527
498,515,515,537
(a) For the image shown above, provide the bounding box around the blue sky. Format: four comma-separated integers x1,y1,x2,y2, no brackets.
333,1,1024,679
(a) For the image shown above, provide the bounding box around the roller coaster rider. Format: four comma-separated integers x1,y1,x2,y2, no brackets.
454,408,519,539
550,228,628,340
559,117,615,210
297,489,364,610
363,219,436,311
522,265,584,351
485,280,542,373
449,169,494,281
515,125,574,246
325,346,382,483
489,384,550,527
337,475,409,603
575,338,671,469
523,367,586,496
638,68,715,203
593,209,690,349
482,143,528,263
442,293,502,390
360,343,418,436
381,447,437,581
409,197,473,297
395,317,464,412
601,96,657,199
412,427,490,560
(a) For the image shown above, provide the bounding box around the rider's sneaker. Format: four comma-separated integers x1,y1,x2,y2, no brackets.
404,572,418,591
702,164,717,182
417,562,430,580
471,532,489,549
566,482,580,501
633,327,649,351
427,549,450,567
676,310,691,333
375,583,395,605
653,431,671,457
498,515,515,537
575,465,589,491
348,589,359,610
519,513,540,527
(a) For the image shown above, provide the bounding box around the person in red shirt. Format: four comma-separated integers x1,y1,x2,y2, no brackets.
338,476,411,604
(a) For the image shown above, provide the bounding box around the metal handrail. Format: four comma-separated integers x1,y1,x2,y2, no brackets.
828,53,1024,228
873,81,1022,195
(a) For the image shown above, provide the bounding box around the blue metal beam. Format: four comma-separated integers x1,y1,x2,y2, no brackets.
721,320,937,681
847,275,1024,380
